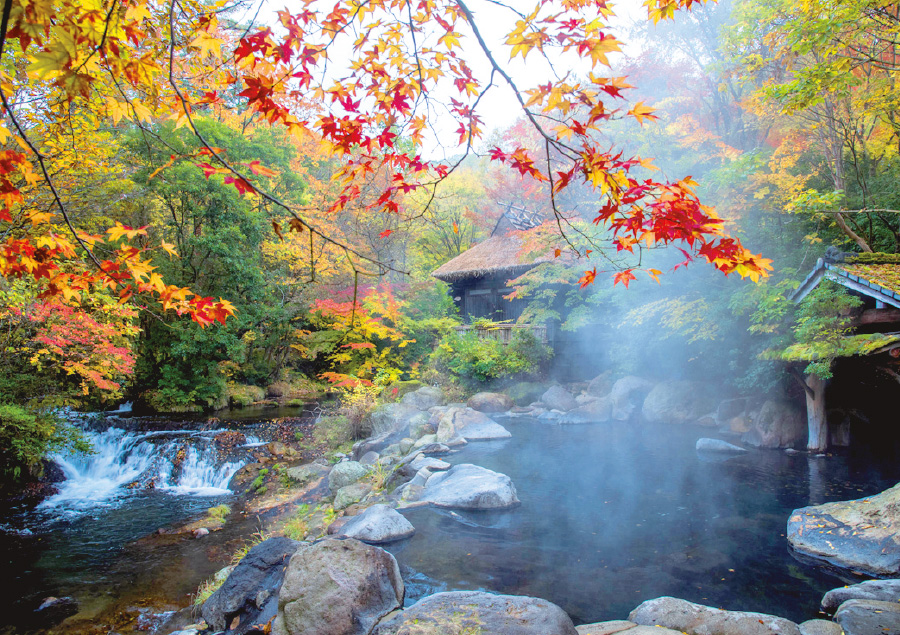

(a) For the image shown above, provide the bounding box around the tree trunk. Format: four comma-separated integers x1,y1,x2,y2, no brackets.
805,374,828,452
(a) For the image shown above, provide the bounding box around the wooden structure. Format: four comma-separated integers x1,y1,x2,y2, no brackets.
432,204,553,326
790,250,900,451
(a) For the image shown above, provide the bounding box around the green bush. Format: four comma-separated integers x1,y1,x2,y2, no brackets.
428,328,551,385
0,404,92,480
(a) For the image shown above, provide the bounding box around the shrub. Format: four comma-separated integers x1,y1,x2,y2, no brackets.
226,383,265,408
0,404,92,480
428,327,551,386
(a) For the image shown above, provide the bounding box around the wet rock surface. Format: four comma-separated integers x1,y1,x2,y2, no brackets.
798,619,842,635
821,579,900,613
202,536,302,635
274,538,404,635
417,463,519,509
372,590,578,635
337,504,415,544
834,599,900,635
788,483,900,576
435,407,511,443
629,596,802,635
742,400,805,449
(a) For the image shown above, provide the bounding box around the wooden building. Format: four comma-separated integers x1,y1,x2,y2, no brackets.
790,250,900,451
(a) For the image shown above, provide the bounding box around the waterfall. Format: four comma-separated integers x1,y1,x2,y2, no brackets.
39,427,246,514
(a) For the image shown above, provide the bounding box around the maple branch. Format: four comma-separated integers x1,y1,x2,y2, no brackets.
165,0,407,279
72,0,120,75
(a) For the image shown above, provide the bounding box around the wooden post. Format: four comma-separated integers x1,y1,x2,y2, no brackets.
805,374,828,452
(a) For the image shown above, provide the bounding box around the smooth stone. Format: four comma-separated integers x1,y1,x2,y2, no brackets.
419,463,519,510
610,376,654,421
372,590,578,635
696,438,748,454
834,599,900,635
798,619,843,635
560,397,612,424
398,438,415,455
286,463,327,485
586,371,613,397
359,451,380,466
409,455,450,472
412,434,438,450
274,539,403,635
742,400,805,449
337,504,415,544
401,386,444,410
202,536,302,634
629,596,802,635
467,392,514,413
328,461,369,494
541,385,578,412
409,467,432,488
822,579,900,613
415,442,450,455
576,621,636,635
788,483,900,577
436,407,511,443
334,482,372,510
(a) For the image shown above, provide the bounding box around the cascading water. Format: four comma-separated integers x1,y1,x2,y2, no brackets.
39,426,246,515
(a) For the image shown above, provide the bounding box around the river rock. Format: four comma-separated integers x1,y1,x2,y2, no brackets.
334,482,372,510
798,619,842,635
834,599,900,635
409,455,450,471
610,376,653,421
629,596,802,635
286,463,328,485
467,392,514,413
696,438,748,454
337,504,415,544
274,538,403,635
541,385,578,412
642,381,716,425
419,463,519,509
360,451,380,466
560,397,612,424
586,371,613,397
415,442,450,455
33,597,78,628
576,621,636,635
372,590,578,635
202,536,302,634
328,461,369,494
370,403,423,438
401,386,444,410
821,579,900,613
788,483,900,576
436,407,511,443
742,400,805,449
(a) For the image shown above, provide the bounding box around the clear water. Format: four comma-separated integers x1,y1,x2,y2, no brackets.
383,418,900,625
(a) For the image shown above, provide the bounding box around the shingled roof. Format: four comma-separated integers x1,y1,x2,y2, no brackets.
791,252,900,309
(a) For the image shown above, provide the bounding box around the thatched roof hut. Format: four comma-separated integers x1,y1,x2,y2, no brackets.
431,234,553,283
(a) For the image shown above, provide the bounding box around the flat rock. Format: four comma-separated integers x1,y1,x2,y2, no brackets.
696,438,748,454
436,407,511,443
629,596,802,635
328,461,369,494
412,434,438,450
372,590,578,634
415,442,450,455
788,483,900,577
822,579,900,613
286,463,328,485
834,599,900,635
798,619,842,635
409,455,450,472
420,463,519,510
541,385,578,412
202,536,302,634
337,504,415,544
274,538,403,635
575,621,636,635
467,392,514,413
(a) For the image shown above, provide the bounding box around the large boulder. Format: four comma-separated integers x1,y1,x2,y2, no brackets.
334,482,372,510
369,403,423,438
436,407,511,443
642,381,716,425
274,539,404,635
419,463,519,509
541,385,578,412
467,392,514,413
798,620,842,635
742,400,805,449
286,463,328,486
401,386,444,410
586,371,613,397
821,579,900,613
202,536,302,634
372,590,578,635
629,597,802,635
337,504,415,544
788,483,900,577
609,376,653,421
560,396,612,424
834,599,900,635
328,461,369,494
